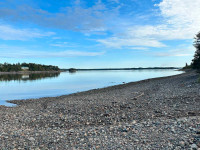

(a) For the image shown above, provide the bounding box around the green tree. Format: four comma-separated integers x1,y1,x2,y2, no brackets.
0,63,60,72
192,32,200,70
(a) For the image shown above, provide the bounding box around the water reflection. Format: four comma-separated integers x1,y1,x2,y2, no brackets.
0,70,183,106
0,72,60,82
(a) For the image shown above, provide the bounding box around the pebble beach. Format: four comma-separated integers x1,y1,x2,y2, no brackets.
0,71,200,149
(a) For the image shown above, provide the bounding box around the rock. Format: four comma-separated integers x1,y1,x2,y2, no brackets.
179,141,185,147
197,142,200,148
154,110,162,114
118,128,128,132
196,131,200,135
191,143,198,149
103,113,110,117
188,112,196,116
28,137,35,141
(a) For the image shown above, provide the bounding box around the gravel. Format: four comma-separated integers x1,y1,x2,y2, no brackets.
0,71,200,149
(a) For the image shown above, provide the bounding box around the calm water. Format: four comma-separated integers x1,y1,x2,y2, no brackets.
0,70,183,106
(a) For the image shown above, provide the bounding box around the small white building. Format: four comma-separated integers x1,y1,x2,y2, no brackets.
21,67,29,71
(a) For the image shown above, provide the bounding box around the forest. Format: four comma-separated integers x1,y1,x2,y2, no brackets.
0,63,60,72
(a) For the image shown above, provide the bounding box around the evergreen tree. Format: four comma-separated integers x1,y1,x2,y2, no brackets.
192,32,200,70
0,63,60,72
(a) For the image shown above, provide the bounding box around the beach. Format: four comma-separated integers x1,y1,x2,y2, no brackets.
0,71,200,149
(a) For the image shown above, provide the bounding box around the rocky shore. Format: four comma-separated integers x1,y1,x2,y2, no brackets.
0,71,200,149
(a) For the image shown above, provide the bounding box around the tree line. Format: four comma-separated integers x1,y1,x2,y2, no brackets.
0,63,60,72
191,32,200,70
183,31,200,71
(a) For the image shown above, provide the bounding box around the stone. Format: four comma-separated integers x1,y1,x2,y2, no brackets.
191,144,198,149
28,137,35,141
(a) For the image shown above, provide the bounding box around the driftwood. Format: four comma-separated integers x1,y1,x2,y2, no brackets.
132,92,144,100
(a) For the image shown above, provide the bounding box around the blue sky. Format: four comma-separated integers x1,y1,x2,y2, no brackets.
0,0,199,68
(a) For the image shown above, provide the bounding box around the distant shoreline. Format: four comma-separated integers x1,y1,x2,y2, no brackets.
0,68,181,74
63,67,181,72
0,71,62,75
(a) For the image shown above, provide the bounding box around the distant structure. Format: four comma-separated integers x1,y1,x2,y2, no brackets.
22,75,30,79
69,68,77,73
21,66,29,71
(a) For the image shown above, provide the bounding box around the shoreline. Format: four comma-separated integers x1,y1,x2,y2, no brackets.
0,70,62,75
7,71,185,106
0,71,200,149
0,68,181,75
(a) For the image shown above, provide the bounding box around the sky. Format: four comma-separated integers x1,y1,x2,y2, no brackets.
0,0,200,68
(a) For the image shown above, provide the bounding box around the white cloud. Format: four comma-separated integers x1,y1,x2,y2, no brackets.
50,42,82,48
52,37,62,40
50,42,75,48
55,50,105,57
1,0,199,50
126,25,193,41
0,1,119,34
97,0,200,48
156,53,192,57
156,0,200,38
0,24,55,40
97,37,166,48
154,46,195,57
130,47,149,51
0,45,104,58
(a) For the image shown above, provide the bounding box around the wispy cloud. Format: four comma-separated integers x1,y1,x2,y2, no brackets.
1,0,199,52
97,37,166,48
0,24,55,40
0,1,119,34
156,0,200,38
96,0,200,48
50,42,78,48
154,46,195,57
52,37,62,40
0,45,104,58
129,47,149,51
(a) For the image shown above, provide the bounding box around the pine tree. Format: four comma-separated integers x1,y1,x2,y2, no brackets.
192,32,200,70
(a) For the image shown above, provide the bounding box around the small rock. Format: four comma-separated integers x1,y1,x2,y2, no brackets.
103,113,110,117
179,141,185,147
191,143,197,149
196,131,200,135
118,128,128,132
28,137,35,141
197,142,200,148
188,112,196,116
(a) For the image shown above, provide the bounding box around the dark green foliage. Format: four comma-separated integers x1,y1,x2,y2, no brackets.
69,68,77,73
183,63,192,69
191,32,200,70
0,63,22,72
21,63,60,71
0,63,60,72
